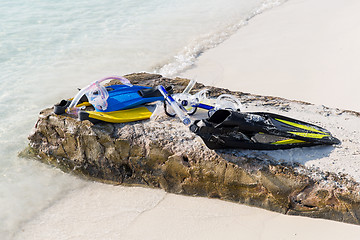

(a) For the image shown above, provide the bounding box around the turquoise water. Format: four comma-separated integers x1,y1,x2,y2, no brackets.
0,0,285,238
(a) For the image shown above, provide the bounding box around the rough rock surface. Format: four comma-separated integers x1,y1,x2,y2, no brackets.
27,73,360,225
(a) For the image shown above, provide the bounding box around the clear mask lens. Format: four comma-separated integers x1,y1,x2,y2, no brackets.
86,83,109,111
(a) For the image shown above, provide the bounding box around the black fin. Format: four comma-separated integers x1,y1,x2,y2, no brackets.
54,100,70,115
190,109,340,150
78,111,100,124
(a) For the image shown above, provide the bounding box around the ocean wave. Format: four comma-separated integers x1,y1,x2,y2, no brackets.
155,0,288,77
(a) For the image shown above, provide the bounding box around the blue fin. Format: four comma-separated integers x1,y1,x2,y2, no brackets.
96,85,164,112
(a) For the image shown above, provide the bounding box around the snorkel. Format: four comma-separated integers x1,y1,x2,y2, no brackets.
163,79,243,119
66,76,132,115
158,85,191,125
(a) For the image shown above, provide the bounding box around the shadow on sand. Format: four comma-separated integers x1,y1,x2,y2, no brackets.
216,145,336,167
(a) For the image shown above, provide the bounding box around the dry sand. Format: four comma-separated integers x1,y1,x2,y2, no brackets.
182,0,360,112
16,0,360,239
14,184,360,240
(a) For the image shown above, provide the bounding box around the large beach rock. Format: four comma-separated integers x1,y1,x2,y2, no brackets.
27,73,360,225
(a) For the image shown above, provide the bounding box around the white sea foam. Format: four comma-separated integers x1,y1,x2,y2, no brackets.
156,0,288,77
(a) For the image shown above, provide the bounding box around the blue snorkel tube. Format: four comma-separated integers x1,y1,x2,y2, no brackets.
158,85,191,125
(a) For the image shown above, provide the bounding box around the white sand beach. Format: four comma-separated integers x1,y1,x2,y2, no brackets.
182,0,360,112
14,184,360,240
15,0,360,239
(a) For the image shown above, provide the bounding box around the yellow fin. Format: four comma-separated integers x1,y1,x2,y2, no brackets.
289,131,330,139
275,118,326,134
76,102,92,107
272,139,308,145
87,107,152,123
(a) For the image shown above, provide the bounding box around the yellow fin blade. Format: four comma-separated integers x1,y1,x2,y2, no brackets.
87,107,152,123
275,118,326,134
288,131,330,139
272,139,308,145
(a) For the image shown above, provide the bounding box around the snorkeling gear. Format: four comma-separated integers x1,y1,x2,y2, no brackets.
54,76,172,124
66,76,131,115
190,109,341,150
78,106,153,124
163,80,242,117
64,76,172,115
158,85,191,125
160,84,340,150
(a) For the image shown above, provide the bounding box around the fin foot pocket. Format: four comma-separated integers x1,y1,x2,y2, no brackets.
54,100,70,115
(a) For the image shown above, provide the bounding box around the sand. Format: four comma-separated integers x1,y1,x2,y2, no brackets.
14,184,360,240
16,0,360,239
181,0,360,112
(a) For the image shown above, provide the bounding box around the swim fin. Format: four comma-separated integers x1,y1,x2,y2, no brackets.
53,85,173,115
190,109,340,150
97,85,172,112
78,106,154,124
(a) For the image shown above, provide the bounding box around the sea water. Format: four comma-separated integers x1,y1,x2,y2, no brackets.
0,0,286,238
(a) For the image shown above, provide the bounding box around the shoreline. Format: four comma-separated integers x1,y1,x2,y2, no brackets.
181,0,360,112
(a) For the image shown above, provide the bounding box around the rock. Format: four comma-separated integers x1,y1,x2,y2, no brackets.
26,72,360,225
